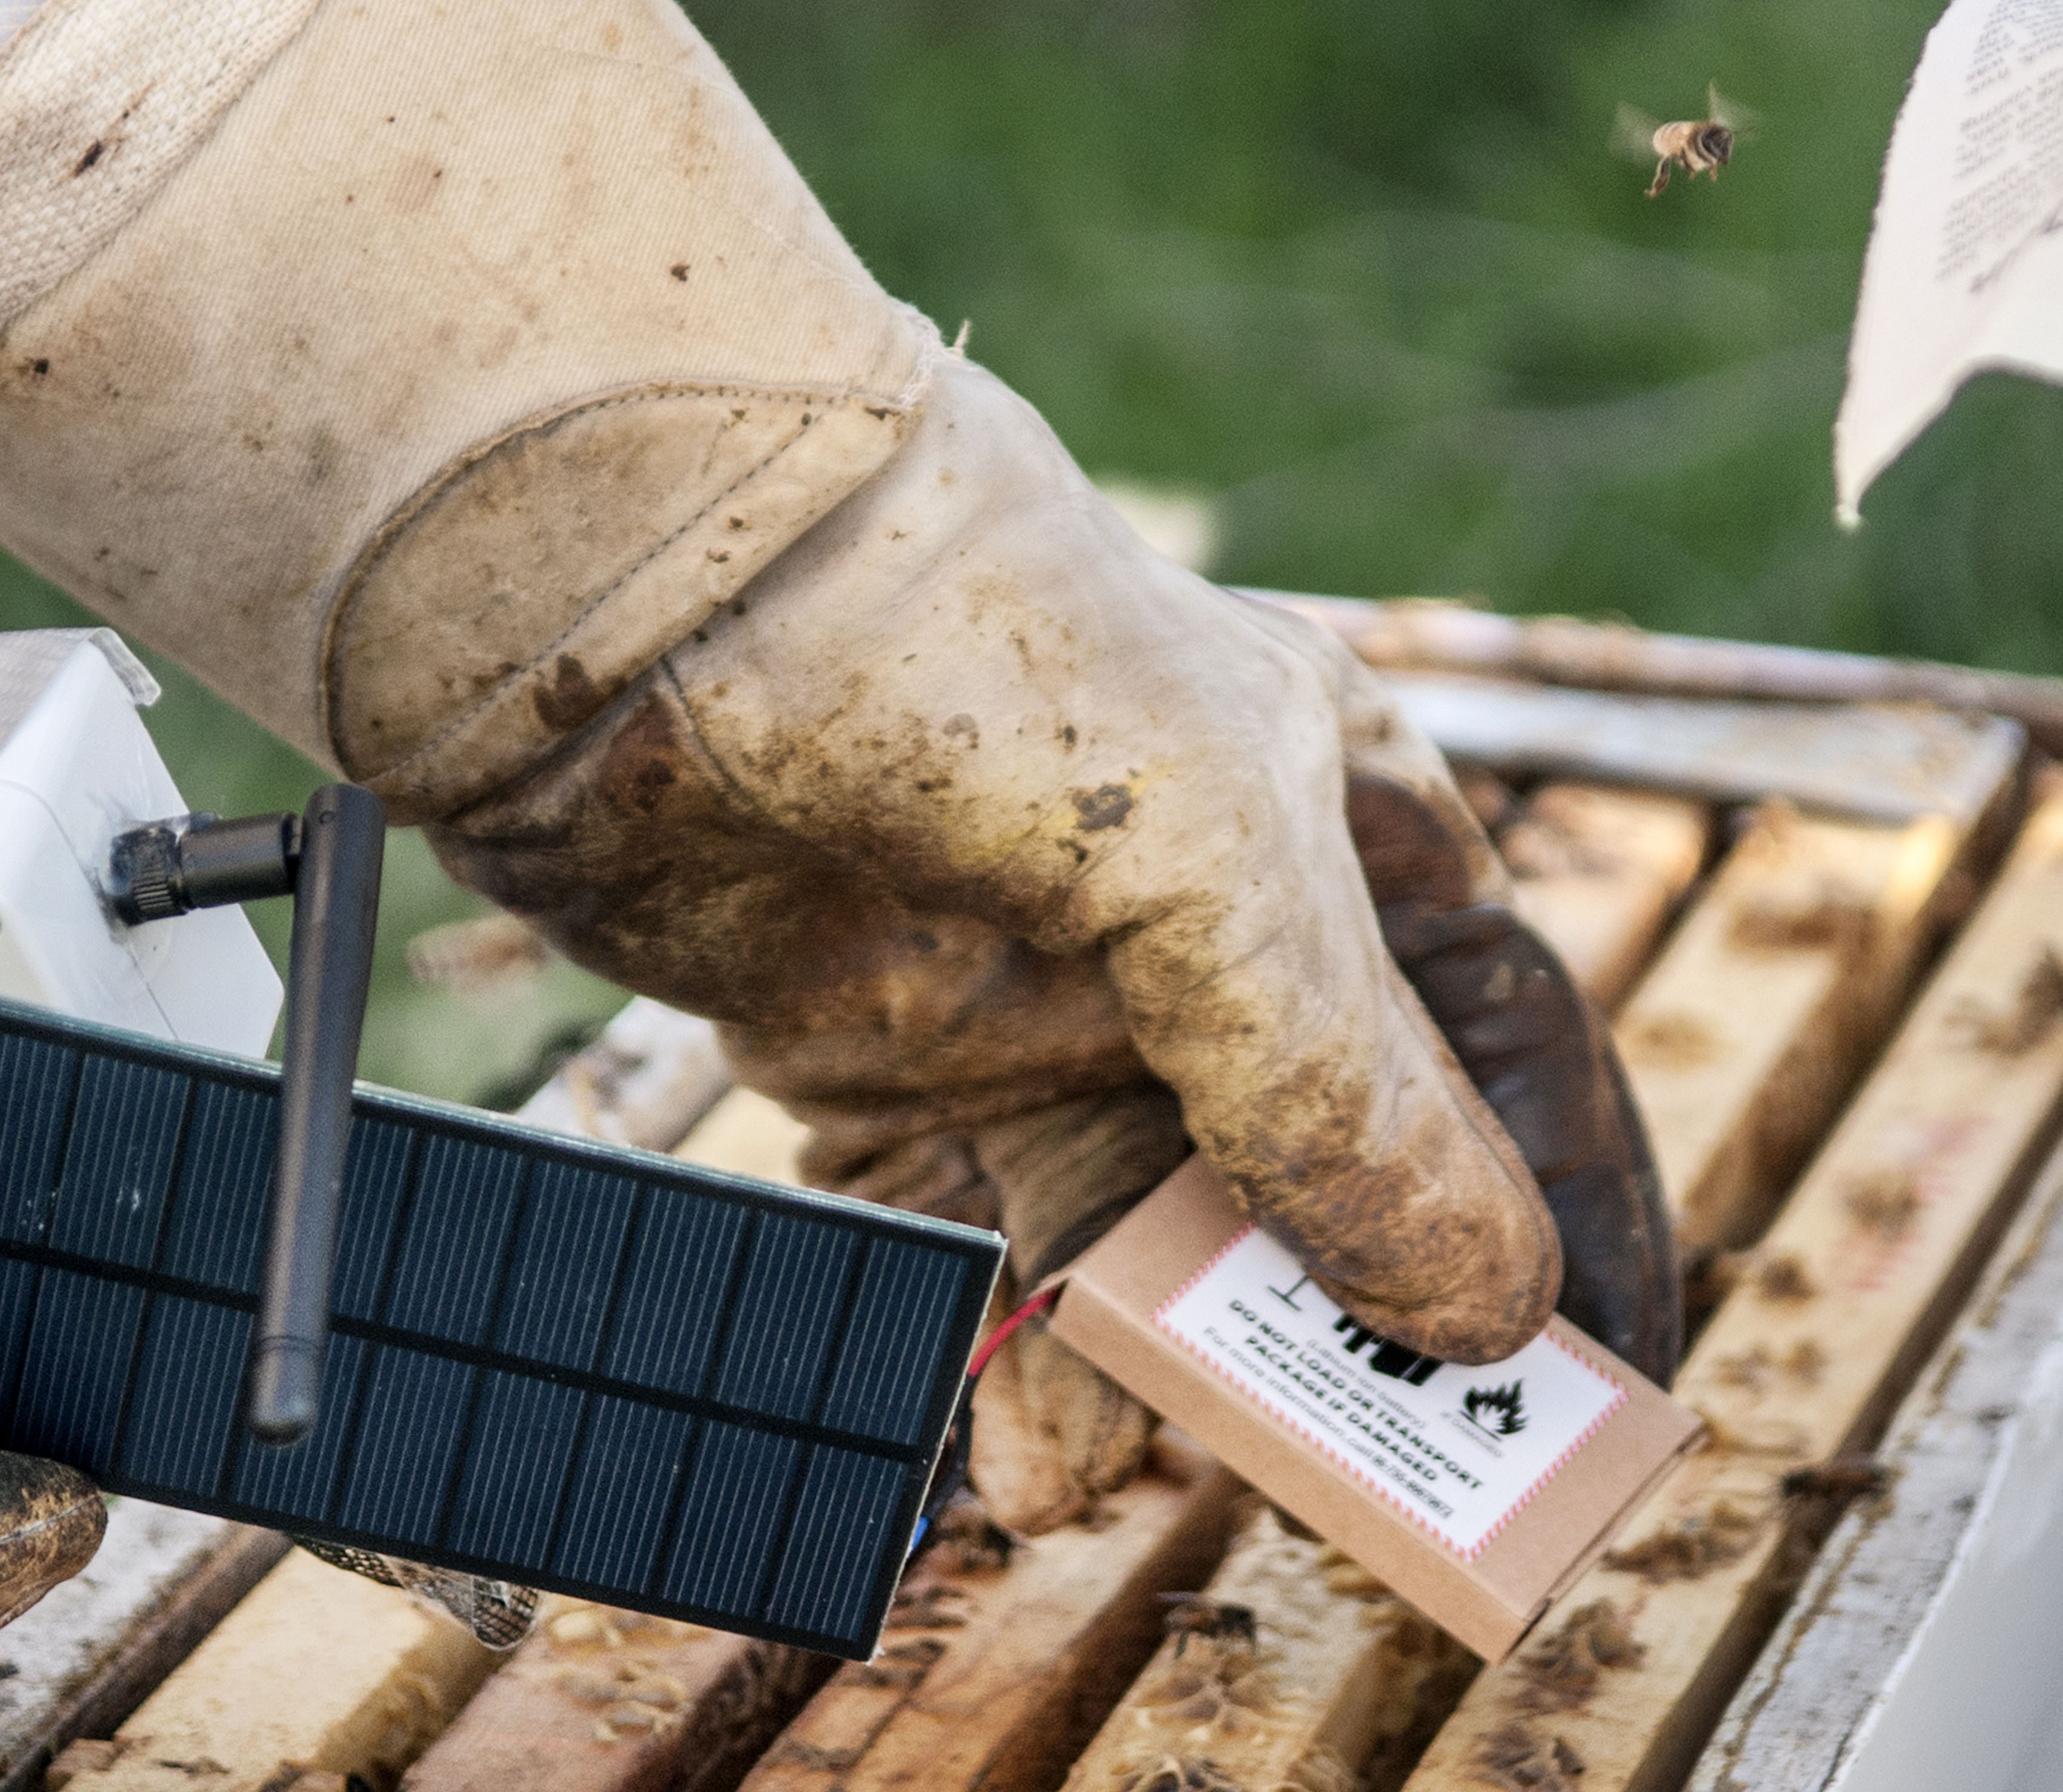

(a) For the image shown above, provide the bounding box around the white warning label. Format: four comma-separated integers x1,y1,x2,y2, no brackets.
1155,1226,1626,1557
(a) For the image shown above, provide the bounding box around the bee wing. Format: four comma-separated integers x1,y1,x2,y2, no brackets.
1708,82,1761,138
1611,102,1663,161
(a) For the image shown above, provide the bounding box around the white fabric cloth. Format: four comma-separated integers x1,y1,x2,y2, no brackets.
0,0,936,808
0,0,323,324
0,2,44,51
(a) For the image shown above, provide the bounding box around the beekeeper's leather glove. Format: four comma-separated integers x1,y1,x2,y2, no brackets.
0,1455,102,1630
0,0,1674,1537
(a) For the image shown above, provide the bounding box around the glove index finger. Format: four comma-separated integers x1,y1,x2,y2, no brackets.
1078,691,1561,1363
1112,888,1562,1366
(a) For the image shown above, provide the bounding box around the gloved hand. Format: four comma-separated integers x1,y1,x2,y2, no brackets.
0,0,1674,1539
424,351,1608,1526
0,1453,103,1628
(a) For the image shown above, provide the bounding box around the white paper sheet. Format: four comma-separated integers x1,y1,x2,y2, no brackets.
1838,0,2063,523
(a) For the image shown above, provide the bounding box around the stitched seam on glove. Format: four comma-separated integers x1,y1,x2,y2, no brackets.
323,379,918,800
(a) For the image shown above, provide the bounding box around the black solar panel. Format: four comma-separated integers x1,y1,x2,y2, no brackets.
0,999,1002,1658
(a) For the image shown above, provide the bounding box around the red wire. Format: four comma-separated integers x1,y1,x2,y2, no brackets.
966,1285,1060,1377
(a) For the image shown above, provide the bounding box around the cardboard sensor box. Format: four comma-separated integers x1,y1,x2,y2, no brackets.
1048,1158,1703,1660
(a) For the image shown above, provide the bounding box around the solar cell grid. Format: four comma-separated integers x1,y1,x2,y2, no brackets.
0,1001,1002,1657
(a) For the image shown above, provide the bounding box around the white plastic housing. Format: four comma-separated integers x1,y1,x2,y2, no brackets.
0,629,283,1054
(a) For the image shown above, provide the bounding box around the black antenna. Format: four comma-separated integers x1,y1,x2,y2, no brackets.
248,785,383,1441
107,783,385,1443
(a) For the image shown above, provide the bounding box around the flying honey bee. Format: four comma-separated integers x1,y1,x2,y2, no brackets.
1613,84,1757,197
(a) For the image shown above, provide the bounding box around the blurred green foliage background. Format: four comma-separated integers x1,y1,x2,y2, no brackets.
5,0,2057,1101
